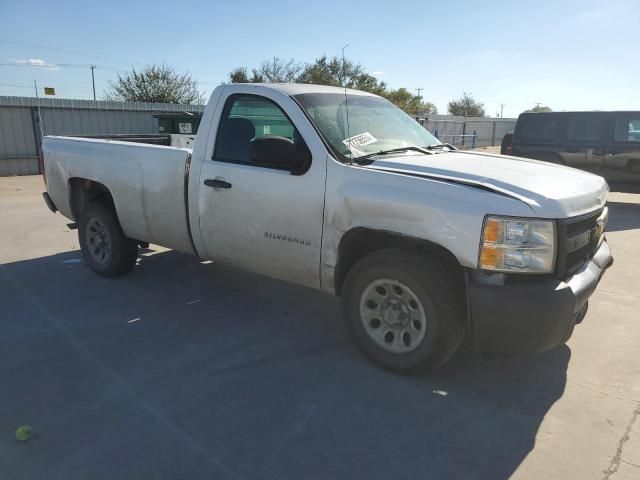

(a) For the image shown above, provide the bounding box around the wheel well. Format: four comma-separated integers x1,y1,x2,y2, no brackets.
68,178,114,220
334,228,464,296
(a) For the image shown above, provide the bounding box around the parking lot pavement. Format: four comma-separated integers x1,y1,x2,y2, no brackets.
1,175,639,480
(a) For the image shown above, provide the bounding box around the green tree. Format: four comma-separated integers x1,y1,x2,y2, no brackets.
297,55,388,95
228,66,270,83
229,57,301,84
386,88,437,116
418,100,438,115
227,55,436,115
294,55,341,86
104,64,204,104
447,92,486,117
254,57,301,83
229,67,250,83
525,105,553,113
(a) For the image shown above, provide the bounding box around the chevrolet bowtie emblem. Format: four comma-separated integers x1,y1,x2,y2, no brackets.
592,220,604,241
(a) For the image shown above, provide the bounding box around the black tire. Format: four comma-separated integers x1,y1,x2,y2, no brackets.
500,133,513,155
341,249,466,371
78,202,138,277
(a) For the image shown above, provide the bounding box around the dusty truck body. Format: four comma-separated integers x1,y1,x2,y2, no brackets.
42,83,613,370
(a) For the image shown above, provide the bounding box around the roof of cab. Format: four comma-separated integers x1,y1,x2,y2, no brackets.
228,82,378,97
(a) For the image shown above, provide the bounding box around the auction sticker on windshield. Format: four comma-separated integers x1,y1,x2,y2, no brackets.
343,132,377,149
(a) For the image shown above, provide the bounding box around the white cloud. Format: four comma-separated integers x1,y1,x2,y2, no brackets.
14,58,58,69
16,58,45,65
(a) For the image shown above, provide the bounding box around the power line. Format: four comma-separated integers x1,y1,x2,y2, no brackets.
0,62,91,68
0,39,131,66
0,61,123,99
0,62,126,73
0,82,93,91
0,83,33,88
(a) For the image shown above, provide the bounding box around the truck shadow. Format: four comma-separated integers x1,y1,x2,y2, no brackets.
0,249,569,480
606,201,640,232
608,181,640,194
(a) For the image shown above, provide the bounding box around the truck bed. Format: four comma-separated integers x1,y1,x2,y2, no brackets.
43,135,196,254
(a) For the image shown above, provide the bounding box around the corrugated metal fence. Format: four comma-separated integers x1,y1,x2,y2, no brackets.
1,96,518,176
422,114,517,148
0,96,205,176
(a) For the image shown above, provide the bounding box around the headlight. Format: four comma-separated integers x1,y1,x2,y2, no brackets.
478,216,556,273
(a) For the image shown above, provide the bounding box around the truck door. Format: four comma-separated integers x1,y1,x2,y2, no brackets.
194,89,327,288
603,113,640,177
563,113,605,171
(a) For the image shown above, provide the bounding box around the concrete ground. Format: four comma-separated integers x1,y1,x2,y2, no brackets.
0,175,638,480
475,145,501,154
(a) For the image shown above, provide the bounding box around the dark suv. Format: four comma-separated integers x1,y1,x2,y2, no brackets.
502,111,640,180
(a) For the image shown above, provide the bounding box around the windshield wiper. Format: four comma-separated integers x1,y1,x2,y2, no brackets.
355,146,433,161
425,143,456,151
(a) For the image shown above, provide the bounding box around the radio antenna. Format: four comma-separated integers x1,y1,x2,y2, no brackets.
341,43,352,163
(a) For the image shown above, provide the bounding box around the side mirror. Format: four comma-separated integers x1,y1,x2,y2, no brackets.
249,136,310,175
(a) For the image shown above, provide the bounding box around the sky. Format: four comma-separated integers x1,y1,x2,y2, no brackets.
0,0,638,118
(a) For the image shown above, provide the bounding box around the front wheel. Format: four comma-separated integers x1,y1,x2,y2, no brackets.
342,249,466,370
78,202,138,277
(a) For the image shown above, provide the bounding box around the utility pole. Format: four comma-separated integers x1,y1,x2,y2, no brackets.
90,65,96,101
33,79,44,142
415,88,424,118
535,102,542,109
500,104,505,118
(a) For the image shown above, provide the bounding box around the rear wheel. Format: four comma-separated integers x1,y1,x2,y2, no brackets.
342,249,466,370
500,133,513,155
78,202,138,277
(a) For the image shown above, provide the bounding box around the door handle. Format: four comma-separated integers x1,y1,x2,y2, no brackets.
204,179,232,189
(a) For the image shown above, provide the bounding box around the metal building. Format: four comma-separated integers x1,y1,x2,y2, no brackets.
421,114,517,148
0,96,205,176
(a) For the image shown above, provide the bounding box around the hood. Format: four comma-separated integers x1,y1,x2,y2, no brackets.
364,151,608,218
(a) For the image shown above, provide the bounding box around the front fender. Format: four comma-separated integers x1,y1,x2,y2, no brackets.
320,161,534,293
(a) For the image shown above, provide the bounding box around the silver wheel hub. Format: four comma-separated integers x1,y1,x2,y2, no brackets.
86,218,111,264
359,278,427,354
382,299,410,327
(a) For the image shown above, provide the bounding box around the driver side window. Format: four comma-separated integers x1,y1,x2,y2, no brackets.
214,94,297,164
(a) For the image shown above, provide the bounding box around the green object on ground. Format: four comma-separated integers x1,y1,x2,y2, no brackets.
15,425,33,442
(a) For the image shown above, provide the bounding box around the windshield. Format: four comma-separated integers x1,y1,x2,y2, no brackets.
293,93,440,159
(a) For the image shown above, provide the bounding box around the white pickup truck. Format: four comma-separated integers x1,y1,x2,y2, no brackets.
42,83,613,370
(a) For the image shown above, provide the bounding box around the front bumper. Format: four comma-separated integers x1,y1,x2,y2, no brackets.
468,238,613,354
